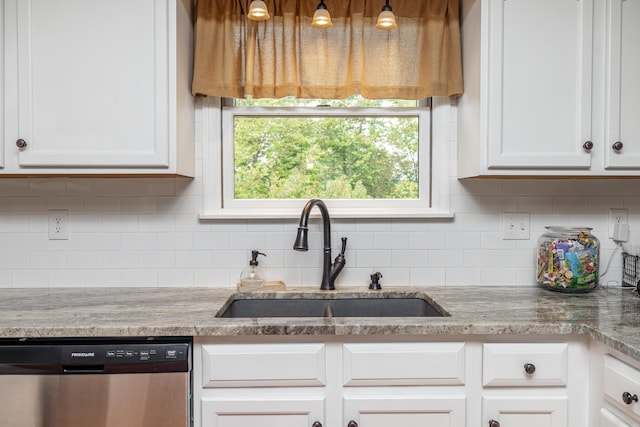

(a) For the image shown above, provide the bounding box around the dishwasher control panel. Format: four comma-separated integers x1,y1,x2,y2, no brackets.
62,342,189,364
0,339,191,374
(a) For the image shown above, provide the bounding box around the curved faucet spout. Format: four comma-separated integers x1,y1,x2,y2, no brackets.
293,199,346,291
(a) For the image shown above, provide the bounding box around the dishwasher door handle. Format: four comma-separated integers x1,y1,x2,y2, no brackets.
63,365,105,373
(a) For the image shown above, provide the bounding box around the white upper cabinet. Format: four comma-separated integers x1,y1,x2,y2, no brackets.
603,0,640,170
458,0,640,177
0,1,4,170
2,0,194,176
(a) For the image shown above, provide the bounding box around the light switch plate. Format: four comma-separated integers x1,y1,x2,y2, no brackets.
502,213,530,240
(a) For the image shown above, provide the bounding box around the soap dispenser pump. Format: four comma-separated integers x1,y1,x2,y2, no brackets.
239,250,266,291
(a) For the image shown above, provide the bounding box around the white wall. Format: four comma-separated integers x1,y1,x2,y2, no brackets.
0,100,637,289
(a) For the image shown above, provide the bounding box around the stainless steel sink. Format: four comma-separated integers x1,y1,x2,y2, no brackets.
217,295,449,318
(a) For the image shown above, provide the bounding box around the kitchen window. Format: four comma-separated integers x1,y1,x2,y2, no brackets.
200,96,453,219
194,0,461,218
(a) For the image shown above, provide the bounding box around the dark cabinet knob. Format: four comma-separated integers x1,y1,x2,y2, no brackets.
16,139,28,149
524,363,536,374
622,392,638,405
489,420,500,427
613,141,624,151
582,141,593,151
312,422,322,427
347,421,358,427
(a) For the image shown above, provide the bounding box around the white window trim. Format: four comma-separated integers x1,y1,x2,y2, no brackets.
200,96,453,219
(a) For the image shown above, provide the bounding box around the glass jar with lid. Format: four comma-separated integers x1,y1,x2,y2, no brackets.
536,226,600,292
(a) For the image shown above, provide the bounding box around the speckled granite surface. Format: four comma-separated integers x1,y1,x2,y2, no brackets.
0,285,638,360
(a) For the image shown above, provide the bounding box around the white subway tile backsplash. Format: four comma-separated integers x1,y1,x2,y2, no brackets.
391,250,427,268
12,269,49,288
0,102,636,289
102,179,140,196
373,231,409,249
176,250,212,269
10,197,48,213
408,231,445,249
84,197,121,214
28,179,66,196
104,251,140,269
428,249,464,268
103,215,139,232
444,232,482,250
193,231,230,250
49,269,85,287
354,250,392,268
84,269,123,287
0,215,30,232
121,269,158,286
66,179,103,195
139,251,175,268
66,251,104,269
0,179,29,196
121,233,159,251
410,267,446,286
157,268,194,287
139,214,175,232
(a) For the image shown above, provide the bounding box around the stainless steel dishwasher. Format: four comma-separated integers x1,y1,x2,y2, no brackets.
0,337,191,427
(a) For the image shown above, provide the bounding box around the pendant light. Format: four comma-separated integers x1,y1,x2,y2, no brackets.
247,0,270,21
311,0,332,28
376,0,397,30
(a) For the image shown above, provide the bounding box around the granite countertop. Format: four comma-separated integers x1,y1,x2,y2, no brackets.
1,285,638,360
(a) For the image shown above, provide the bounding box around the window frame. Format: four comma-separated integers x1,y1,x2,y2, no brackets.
200,96,453,219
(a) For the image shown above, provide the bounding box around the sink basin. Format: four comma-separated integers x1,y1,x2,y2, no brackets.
217,295,448,318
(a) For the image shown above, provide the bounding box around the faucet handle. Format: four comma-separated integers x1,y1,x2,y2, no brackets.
369,272,383,290
339,237,347,255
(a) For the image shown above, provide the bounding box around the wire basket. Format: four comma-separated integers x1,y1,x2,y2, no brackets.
622,252,640,288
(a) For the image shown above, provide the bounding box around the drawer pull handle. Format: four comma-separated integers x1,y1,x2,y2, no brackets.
612,141,624,152
16,139,28,149
489,420,500,427
582,141,593,151
524,363,536,375
347,421,358,427
312,423,322,427
622,392,638,405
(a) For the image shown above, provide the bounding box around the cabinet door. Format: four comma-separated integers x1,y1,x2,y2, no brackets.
344,395,466,427
483,395,568,427
201,397,324,427
600,408,632,427
603,0,640,169
12,0,170,168
486,0,593,169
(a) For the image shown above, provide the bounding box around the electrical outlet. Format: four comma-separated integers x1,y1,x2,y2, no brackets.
502,213,530,240
608,208,628,239
48,210,69,240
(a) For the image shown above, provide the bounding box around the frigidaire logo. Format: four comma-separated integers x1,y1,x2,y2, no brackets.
70,352,95,358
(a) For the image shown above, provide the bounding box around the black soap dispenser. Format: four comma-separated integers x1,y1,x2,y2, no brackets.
238,250,266,291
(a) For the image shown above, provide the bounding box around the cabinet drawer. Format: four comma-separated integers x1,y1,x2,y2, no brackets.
604,354,640,422
600,408,631,427
343,342,465,386
201,343,325,387
482,343,568,387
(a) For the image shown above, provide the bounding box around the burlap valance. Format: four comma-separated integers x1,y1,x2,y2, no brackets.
192,0,463,100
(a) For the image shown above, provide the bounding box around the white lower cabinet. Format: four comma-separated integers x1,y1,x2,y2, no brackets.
344,395,465,427
195,340,467,427
194,338,589,427
481,343,577,427
599,354,640,427
201,397,325,427
482,395,568,427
